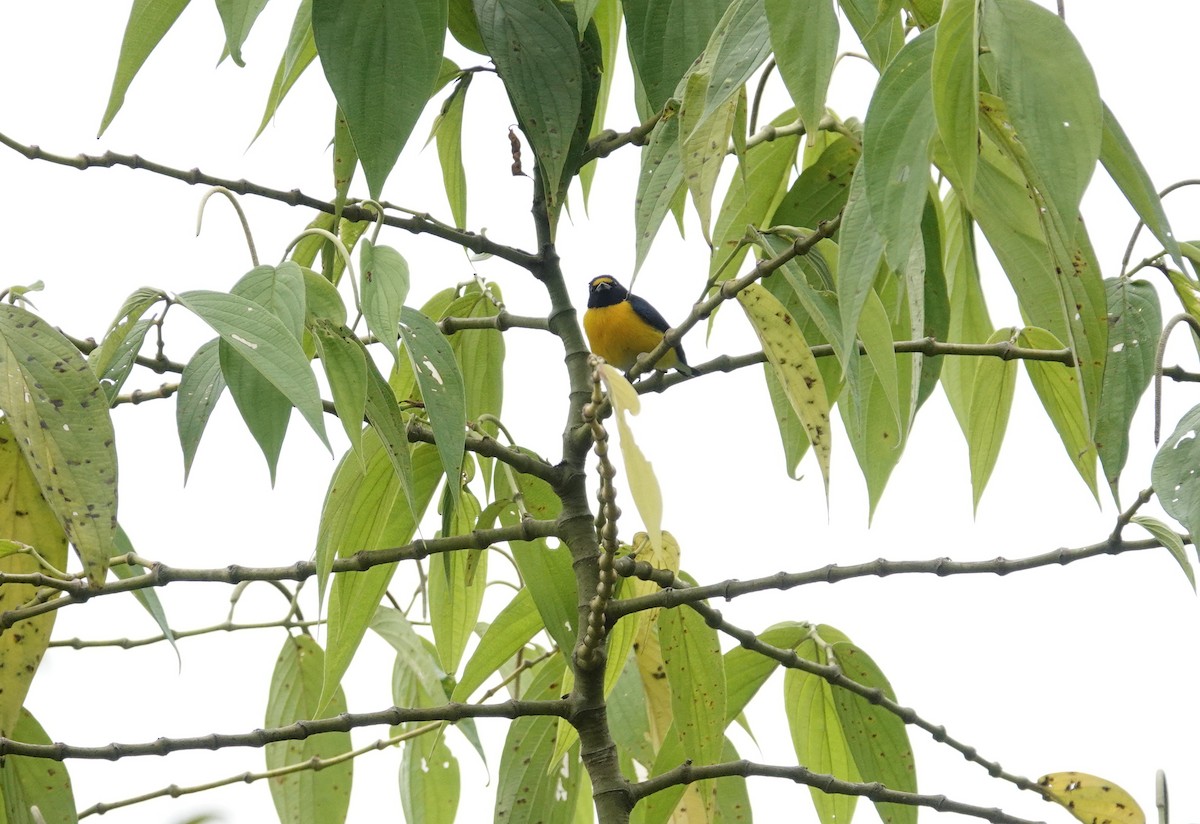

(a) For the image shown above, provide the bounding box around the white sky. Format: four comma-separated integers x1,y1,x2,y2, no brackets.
1,2,1198,823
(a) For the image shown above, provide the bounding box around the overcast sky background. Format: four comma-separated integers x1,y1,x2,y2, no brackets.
1,1,1198,823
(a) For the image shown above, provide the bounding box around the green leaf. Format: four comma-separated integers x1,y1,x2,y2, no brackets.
634,108,685,274
399,720,460,824
430,491,486,675
737,283,832,495
1152,404,1200,546
725,622,809,722
373,606,450,705
449,0,488,52
176,338,227,481
825,627,916,824
91,286,166,380
443,283,505,428
0,417,68,738
253,0,316,141
332,105,358,220
475,0,582,219
399,307,466,504
360,241,412,362
836,166,886,369
98,0,193,135
786,644,859,824
931,0,979,199
452,587,543,702
0,304,118,586
311,322,369,462
312,0,447,197
915,197,951,410
177,289,328,448
938,189,992,436
658,606,726,768
772,134,861,230
679,72,737,242
1094,278,1161,500
494,656,573,823
982,0,1101,236
1017,327,1098,498
493,455,576,659
431,75,471,230
318,438,443,709
1100,104,1183,273
1130,515,1194,592
765,0,838,140
840,331,910,519
967,327,1019,510
837,0,904,69
709,111,800,278
622,0,732,113
265,635,353,824
111,525,178,662
579,0,622,206
0,708,77,824
857,288,902,432
214,0,269,67
863,27,936,271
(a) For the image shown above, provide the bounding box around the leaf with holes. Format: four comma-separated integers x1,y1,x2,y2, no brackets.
1152,403,1200,546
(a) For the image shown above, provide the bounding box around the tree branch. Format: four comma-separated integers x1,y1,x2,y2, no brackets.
438,311,550,334
0,132,540,270
631,760,1044,824
656,603,1051,793
0,520,560,631
634,337,1075,392
0,699,568,761
608,534,1176,619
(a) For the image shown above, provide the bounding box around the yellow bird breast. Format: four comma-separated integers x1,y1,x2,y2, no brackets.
584,301,680,371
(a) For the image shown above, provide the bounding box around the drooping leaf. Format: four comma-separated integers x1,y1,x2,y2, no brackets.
176,338,227,481
982,0,1101,238
765,0,838,141
837,0,904,69
265,635,353,824
90,286,166,382
634,108,685,274
0,417,68,737
0,708,77,824
451,587,543,702
1017,326,1098,499
254,0,317,141
493,450,576,659
709,111,800,280
1037,772,1145,824
1152,403,1200,547
110,525,178,662
214,0,269,67
967,327,1019,510
0,304,118,586
1100,104,1183,272
399,718,460,824
1130,515,1194,592
449,0,488,52
771,133,861,231
312,0,448,197
938,188,992,436
679,71,737,243
310,322,369,461
931,0,979,199
398,306,466,505
622,0,732,113
429,489,486,675
863,27,936,271
177,290,328,448
824,626,916,824
494,656,573,823
578,0,622,206
475,0,582,220
318,438,443,710
737,283,832,495
658,605,726,769
430,74,471,229
360,240,412,362
99,0,193,135
835,167,886,372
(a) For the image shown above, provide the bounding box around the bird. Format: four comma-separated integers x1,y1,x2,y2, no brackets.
583,275,695,375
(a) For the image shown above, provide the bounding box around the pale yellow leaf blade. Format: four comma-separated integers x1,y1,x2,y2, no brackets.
1038,772,1146,824
736,283,832,495
599,364,663,555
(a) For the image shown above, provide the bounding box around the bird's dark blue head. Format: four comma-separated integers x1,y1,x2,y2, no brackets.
588,275,629,308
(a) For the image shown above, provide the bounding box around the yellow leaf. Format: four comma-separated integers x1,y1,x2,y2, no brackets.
736,283,832,494
599,364,663,555
0,417,69,736
1038,772,1146,824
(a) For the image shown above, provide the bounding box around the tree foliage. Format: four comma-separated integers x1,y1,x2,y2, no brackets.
0,1,1194,823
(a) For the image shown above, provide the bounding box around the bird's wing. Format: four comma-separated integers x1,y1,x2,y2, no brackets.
627,294,672,333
